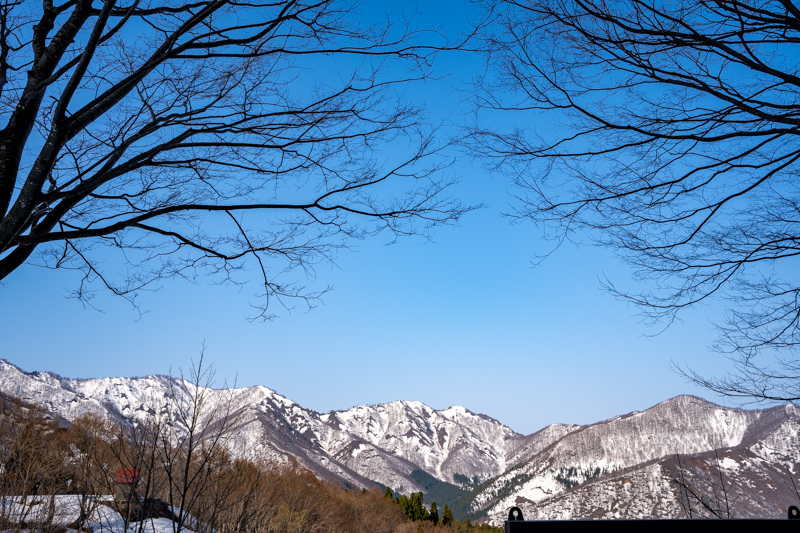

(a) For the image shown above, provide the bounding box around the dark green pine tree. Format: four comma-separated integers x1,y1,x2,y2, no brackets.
429,501,439,525
410,492,428,521
398,494,410,519
384,486,393,500
442,503,454,526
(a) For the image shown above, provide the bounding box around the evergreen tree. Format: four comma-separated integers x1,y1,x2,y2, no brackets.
391,490,440,523
398,494,410,519
429,501,439,525
442,503,453,526
409,492,428,521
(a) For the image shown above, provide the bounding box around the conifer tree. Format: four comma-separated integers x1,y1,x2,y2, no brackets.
398,494,410,519
442,503,454,526
429,501,439,525
407,492,428,521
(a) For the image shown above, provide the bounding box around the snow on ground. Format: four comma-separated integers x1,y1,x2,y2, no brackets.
719,457,740,471
0,495,195,533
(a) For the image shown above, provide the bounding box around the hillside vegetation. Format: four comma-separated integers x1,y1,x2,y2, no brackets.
0,394,500,532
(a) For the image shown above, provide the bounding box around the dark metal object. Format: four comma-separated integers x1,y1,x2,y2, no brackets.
509,507,524,521
505,508,800,533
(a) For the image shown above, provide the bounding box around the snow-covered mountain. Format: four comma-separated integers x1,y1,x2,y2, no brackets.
2,359,798,524
471,396,800,522
0,359,530,494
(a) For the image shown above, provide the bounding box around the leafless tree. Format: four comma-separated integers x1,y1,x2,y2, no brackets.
669,447,739,519
0,0,471,318
0,395,71,532
159,352,242,533
671,454,695,518
103,410,169,533
710,447,736,519
473,0,800,401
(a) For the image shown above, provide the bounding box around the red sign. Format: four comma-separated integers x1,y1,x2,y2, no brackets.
115,468,139,484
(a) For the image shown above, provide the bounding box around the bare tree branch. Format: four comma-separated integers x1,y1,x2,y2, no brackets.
0,0,474,317
473,0,800,400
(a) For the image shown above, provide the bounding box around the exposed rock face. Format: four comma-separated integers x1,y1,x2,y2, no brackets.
2,359,798,524
0,360,529,493
473,398,800,524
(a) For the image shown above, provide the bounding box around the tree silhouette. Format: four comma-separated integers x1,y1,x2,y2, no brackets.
0,0,471,318
475,0,800,401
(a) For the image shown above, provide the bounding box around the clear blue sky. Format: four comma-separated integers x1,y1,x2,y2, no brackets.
0,0,743,435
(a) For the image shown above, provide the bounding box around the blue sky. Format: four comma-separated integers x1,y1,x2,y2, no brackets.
0,0,745,434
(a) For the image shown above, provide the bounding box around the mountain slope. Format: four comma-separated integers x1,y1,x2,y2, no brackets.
2,359,798,524
0,359,526,494
471,397,800,523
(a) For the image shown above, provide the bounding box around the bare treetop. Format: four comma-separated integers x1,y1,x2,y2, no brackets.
0,0,471,318
474,0,800,400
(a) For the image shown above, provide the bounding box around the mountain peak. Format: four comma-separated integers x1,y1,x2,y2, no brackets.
1,361,795,524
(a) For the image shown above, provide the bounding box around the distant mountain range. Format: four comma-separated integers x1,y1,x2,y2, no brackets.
1,359,798,524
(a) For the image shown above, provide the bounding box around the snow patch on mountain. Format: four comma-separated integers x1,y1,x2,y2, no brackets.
3,359,797,524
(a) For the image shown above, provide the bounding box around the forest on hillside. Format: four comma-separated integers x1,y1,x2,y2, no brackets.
0,394,502,533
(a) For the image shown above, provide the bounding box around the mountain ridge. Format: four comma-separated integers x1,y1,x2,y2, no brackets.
0,359,526,494
1,358,797,524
